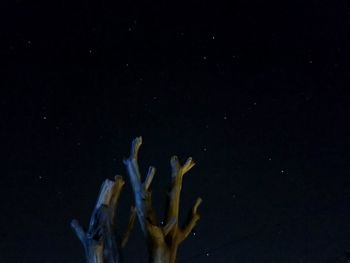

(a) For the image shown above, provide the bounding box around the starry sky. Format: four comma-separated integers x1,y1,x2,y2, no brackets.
2,1,350,262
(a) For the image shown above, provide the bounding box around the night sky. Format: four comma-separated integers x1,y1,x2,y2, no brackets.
2,1,350,262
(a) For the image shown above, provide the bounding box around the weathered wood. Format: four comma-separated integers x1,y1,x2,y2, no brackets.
71,176,136,263
124,137,202,263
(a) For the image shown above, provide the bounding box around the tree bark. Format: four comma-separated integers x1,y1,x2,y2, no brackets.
124,137,202,263
71,176,136,263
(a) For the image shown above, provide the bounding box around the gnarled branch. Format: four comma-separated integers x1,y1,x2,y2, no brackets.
124,137,202,263
71,176,135,263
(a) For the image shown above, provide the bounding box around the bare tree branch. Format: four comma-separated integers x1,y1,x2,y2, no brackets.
71,219,86,247
178,197,202,243
124,137,202,263
123,136,147,235
121,207,137,248
71,176,134,263
144,166,156,191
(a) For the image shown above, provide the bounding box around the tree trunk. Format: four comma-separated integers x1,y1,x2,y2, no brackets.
124,137,202,263
71,176,136,263
71,136,201,263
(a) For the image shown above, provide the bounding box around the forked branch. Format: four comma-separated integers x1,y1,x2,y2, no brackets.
124,137,202,263
71,176,135,263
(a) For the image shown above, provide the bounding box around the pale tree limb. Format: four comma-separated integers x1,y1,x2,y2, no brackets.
71,219,86,247
166,156,200,263
109,176,126,228
178,197,202,243
71,176,134,263
123,137,148,234
167,155,195,233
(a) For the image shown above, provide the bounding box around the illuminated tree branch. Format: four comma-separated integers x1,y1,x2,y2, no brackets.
124,137,202,263
71,176,135,263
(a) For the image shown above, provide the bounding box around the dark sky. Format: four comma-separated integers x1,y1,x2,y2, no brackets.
2,1,350,262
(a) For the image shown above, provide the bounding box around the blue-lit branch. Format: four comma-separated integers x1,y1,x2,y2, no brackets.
71,176,136,263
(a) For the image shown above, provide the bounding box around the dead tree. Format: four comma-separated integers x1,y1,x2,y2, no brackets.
71,175,136,263
124,137,202,263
